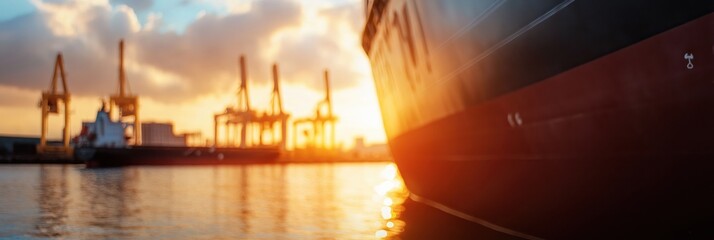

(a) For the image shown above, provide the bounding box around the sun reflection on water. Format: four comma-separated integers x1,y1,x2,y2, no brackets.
373,163,409,239
375,229,388,238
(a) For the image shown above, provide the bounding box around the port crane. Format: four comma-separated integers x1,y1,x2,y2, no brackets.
109,39,141,145
214,56,257,148
293,70,337,150
255,63,290,150
38,53,72,157
214,57,291,150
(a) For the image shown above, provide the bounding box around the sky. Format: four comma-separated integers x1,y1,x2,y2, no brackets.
0,0,386,148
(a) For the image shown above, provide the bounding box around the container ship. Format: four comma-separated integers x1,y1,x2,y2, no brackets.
74,106,280,168
363,0,713,238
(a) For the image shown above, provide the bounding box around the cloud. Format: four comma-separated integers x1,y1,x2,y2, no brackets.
0,0,367,104
271,3,367,90
132,0,303,100
110,0,154,12
0,0,140,98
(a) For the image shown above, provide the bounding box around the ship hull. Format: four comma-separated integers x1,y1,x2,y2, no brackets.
372,6,714,239
78,146,280,168
398,156,713,238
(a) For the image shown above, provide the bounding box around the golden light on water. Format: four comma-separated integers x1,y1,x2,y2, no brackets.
381,164,398,179
383,197,393,206
375,229,388,238
6,163,409,239
373,163,409,239
381,206,393,219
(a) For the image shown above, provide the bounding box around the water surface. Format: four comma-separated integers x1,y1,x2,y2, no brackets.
0,162,519,239
0,163,409,239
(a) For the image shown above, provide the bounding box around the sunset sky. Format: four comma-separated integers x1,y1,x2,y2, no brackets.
0,0,385,148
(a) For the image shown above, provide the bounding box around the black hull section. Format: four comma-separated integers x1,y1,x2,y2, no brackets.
79,146,280,168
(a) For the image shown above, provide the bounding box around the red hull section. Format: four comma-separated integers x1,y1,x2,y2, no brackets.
391,14,714,238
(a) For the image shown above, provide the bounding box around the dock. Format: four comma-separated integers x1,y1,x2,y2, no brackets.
0,136,82,164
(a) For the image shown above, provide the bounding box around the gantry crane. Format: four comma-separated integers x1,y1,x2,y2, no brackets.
38,53,71,155
255,63,290,150
214,55,257,147
293,70,337,150
109,39,141,145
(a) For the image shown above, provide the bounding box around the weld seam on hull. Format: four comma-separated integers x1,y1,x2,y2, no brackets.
409,193,545,240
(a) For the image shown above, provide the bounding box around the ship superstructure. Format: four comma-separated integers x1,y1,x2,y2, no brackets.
75,105,129,148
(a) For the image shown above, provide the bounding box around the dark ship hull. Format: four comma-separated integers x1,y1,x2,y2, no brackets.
363,0,714,238
77,146,280,168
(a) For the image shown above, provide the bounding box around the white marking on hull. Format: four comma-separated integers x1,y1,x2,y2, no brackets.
515,112,523,126
507,112,523,127
507,113,515,127
684,52,694,69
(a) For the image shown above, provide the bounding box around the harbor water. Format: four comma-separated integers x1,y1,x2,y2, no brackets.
0,163,516,239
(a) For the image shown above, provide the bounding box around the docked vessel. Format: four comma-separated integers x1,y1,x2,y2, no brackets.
363,0,714,238
74,105,280,168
